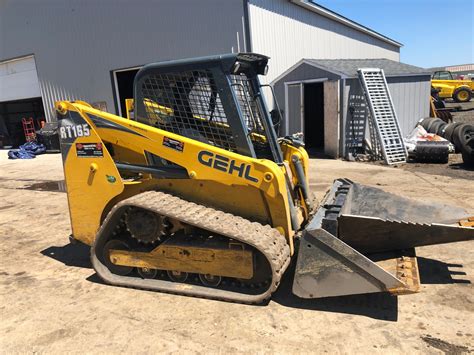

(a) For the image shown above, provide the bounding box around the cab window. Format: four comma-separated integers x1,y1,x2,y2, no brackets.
433,71,453,80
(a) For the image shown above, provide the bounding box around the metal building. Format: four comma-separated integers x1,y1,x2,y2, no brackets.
272,59,431,158
0,0,402,146
429,64,474,78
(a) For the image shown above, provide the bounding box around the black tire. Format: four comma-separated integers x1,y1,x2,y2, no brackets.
462,151,474,166
419,117,434,131
452,124,465,152
453,88,472,103
426,118,445,134
453,124,474,157
433,120,447,136
443,122,463,142
437,121,448,136
413,142,449,164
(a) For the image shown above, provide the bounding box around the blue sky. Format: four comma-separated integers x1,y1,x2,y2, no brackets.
314,0,474,68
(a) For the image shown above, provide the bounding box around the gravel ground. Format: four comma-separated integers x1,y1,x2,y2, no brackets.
0,152,473,353
444,100,474,124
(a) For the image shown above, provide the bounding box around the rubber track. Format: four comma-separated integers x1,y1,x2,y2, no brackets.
91,191,291,304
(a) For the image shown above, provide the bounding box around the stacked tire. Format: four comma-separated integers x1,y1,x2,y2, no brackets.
419,117,474,166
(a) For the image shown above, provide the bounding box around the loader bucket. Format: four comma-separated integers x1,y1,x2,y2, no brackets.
293,179,474,299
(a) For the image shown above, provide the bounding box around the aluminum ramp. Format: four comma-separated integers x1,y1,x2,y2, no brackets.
358,68,407,165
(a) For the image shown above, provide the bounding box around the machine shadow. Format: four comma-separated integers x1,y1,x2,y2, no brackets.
417,257,470,284
306,149,333,159
41,242,397,318
86,273,105,284
41,241,92,269
272,261,399,321
449,162,474,172
41,243,468,319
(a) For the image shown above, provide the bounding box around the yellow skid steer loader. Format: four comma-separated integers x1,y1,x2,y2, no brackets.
56,53,473,303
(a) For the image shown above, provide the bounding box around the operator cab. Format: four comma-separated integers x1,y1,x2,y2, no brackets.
132,53,283,163
432,71,454,80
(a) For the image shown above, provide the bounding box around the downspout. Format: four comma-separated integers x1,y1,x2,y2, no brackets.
242,0,252,52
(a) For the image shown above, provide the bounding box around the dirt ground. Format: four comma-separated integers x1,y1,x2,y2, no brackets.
1,152,473,354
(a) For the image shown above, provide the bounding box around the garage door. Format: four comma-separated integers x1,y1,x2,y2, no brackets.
0,56,41,102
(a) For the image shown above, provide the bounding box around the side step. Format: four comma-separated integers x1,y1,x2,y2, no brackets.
293,179,473,299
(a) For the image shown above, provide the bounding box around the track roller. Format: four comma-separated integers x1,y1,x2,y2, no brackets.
199,274,222,287
167,270,188,282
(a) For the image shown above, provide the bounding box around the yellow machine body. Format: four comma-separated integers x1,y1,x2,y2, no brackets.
56,100,309,254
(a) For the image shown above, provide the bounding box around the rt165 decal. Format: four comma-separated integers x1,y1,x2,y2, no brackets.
59,124,91,139
198,150,258,183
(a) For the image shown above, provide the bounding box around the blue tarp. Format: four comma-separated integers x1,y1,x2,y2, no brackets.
8,142,47,159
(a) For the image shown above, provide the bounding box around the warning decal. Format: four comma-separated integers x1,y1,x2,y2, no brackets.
163,136,184,152
76,143,104,157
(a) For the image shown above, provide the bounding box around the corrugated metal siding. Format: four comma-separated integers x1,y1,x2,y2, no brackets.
385,76,431,135
248,0,401,87
0,0,245,121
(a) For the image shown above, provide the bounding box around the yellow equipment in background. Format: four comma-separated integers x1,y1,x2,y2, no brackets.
432,70,473,102
56,53,473,303
125,98,134,120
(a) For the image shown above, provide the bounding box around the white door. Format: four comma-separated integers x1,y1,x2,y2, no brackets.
0,56,41,102
285,83,304,136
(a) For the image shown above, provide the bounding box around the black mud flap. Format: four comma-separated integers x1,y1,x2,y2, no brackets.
293,179,474,299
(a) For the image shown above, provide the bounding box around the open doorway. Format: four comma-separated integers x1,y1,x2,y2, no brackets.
113,68,140,117
0,97,45,148
303,82,324,151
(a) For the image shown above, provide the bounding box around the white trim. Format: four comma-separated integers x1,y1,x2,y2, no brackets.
0,54,34,65
112,66,143,117
285,83,289,134
290,0,403,48
300,83,304,136
285,77,329,85
112,71,122,117
114,65,142,73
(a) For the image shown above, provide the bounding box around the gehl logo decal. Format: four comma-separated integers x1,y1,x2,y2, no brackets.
198,150,259,183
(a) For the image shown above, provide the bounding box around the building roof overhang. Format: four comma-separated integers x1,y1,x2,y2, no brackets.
290,0,403,48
